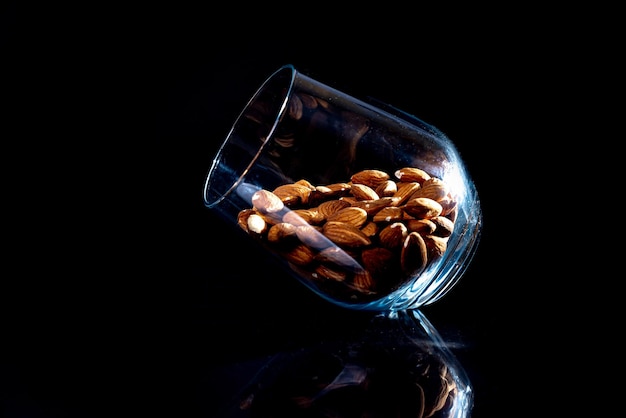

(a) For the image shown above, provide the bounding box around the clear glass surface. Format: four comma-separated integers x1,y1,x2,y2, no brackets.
204,64,482,311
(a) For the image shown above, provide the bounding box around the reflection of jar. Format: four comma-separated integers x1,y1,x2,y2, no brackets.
230,310,472,418
204,65,482,311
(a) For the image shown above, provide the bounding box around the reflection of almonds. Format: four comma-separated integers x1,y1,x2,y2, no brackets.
296,92,318,109
401,232,428,275
322,221,371,247
403,197,443,219
288,94,303,120
326,206,368,228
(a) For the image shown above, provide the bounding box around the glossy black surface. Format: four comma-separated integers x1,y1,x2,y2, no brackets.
2,3,582,418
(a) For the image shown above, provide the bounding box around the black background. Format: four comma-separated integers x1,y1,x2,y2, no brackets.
2,3,607,418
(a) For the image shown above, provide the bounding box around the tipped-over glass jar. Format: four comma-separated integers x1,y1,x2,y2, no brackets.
203,64,482,311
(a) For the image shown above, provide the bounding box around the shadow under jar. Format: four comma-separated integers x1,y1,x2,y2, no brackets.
203,64,482,311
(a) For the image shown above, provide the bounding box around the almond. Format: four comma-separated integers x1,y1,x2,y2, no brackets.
430,216,455,237
379,222,408,249
394,167,431,184
350,169,390,188
316,199,351,218
326,206,368,228
350,183,380,201
401,232,428,276
403,197,443,219
409,177,449,202
322,221,372,247
251,189,284,215
272,183,312,206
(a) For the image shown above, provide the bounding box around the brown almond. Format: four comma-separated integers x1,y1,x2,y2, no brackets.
351,269,377,294
351,196,399,215
315,246,361,272
361,247,396,280
375,179,398,197
316,199,352,218
405,219,437,235
295,224,332,250
246,213,268,235
313,264,348,282
272,183,312,206
439,194,458,217
392,182,421,206
294,178,316,190
350,169,390,188
322,221,372,247
267,222,298,243
326,206,368,228
395,167,431,184
430,216,455,237
423,235,448,261
316,182,351,198
251,189,284,215
401,232,428,276
379,222,409,249
409,177,449,202
372,206,406,223
282,243,316,266
237,208,257,232
282,208,324,225
350,183,380,201
360,221,379,237
403,197,443,219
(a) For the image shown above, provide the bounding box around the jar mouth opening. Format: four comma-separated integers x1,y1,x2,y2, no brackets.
203,65,297,208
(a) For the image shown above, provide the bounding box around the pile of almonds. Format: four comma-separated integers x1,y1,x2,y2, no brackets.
237,167,457,303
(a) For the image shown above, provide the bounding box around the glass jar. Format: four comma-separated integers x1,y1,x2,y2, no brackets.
203,64,482,311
